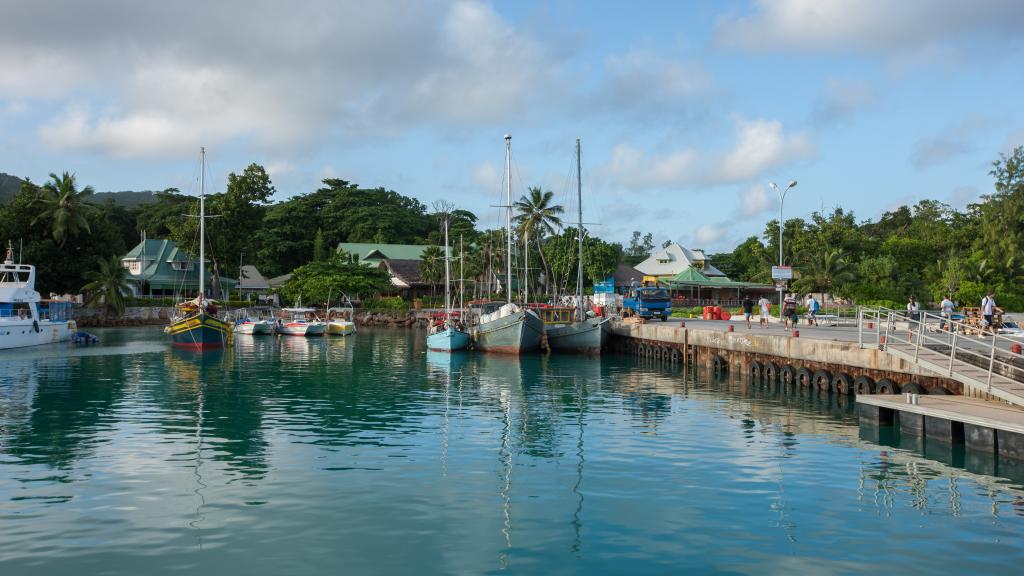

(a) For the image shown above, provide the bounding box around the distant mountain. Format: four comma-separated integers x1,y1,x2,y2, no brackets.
0,173,24,204
0,172,157,207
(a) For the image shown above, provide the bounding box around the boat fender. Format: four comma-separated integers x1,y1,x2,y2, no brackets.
748,361,764,383
780,365,796,385
795,367,813,387
712,355,727,376
901,382,926,395
33,320,39,333
875,379,900,394
831,372,854,395
812,369,833,391
764,362,780,383
653,346,661,359
853,375,875,395
929,386,952,395
670,348,680,363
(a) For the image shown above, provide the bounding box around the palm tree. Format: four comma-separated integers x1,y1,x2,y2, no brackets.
419,245,445,303
513,187,564,298
31,171,95,247
796,248,854,304
82,255,132,317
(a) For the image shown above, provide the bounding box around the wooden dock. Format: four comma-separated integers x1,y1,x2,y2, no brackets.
857,394,1024,459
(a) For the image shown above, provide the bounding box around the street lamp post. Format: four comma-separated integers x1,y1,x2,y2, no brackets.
770,180,797,321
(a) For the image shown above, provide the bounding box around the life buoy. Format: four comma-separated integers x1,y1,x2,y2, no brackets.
832,372,854,395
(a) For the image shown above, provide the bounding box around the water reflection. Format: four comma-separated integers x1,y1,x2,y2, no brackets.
2,327,1024,573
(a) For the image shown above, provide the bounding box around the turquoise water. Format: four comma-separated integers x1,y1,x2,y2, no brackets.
2,327,1024,574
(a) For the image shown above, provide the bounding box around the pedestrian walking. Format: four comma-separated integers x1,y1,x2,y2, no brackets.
982,291,1002,336
742,295,755,329
782,293,798,330
757,295,771,328
805,294,820,326
939,294,955,331
906,295,920,341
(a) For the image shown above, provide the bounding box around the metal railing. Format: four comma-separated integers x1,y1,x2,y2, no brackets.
857,306,1024,394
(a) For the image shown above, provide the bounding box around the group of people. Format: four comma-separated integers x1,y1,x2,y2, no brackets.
926,291,1004,336
739,293,821,330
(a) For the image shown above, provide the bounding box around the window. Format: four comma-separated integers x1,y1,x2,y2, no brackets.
122,260,141,274
171,261,190,271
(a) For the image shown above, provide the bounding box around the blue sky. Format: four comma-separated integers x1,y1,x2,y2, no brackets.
2,0,1023,252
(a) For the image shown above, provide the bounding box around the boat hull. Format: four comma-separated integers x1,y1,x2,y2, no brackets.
427,328,471,351
546,317,610,355
0,319,76,350
471,309,543,354
327,321,356,336
234,321,272,335
277,322,309,336
169,312,229,350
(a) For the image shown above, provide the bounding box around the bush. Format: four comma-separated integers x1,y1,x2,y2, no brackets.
363,296,409,312
858,299,902,310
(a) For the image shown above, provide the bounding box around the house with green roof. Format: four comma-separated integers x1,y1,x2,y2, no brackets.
121,238,236,298
336,242,451,267
662,264,774,305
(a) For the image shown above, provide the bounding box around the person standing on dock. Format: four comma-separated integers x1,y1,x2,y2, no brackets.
757,295,771,328
782,294,798,329
906,295,920,341
982,291,1002,336
742,295,755,329
805,294,819,326
940,294,955,331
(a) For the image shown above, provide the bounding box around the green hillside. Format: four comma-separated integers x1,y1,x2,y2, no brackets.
0,172,155,207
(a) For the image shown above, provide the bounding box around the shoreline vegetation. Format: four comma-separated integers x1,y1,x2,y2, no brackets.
2,145,1023,315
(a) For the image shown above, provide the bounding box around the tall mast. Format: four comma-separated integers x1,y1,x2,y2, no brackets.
504,134,513,305
459,234,465,315
199,146,206,301
576,138,584,320
443,218,451,318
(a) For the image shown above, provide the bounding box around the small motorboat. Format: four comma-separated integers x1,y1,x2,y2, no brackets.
277,307,326,336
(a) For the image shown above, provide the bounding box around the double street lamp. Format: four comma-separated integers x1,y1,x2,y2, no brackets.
769,180,797,320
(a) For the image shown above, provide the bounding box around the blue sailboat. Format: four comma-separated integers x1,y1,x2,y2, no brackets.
427,218,470,352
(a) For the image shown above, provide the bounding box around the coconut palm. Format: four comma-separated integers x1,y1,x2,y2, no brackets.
513,187,564,298
419,245,445,302
31,171,95,247
82,255,132,317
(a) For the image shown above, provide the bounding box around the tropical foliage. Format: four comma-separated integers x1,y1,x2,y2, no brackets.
712,146,1024,309
81,255,132,317
279,254,391,306
32,172,95,247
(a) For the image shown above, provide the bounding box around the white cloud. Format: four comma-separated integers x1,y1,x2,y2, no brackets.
603,116,813,189
4,1,562,159
739,184,775,217
586,50,712,118
693,223,730,249
472,162,502,189
714,0,1024,57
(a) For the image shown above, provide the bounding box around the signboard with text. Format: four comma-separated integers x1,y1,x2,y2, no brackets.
771,266,793,280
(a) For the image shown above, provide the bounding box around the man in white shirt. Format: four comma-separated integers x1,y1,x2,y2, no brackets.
757,296,771,328
982,291,1002,336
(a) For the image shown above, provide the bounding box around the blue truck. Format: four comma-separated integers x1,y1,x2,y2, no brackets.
622,287,672,321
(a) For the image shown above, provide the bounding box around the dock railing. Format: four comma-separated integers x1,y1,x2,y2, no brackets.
857,306,1024,397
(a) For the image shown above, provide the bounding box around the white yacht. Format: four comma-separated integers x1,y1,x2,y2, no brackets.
0,244,76,350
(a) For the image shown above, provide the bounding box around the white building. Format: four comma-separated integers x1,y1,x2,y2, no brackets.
634,242,726,280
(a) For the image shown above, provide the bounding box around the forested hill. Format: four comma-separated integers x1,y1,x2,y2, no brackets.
0,172,156,206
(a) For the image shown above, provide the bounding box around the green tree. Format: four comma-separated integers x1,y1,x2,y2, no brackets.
313,228,326,261
81,255,132,317
279,254,391,305
419,245,445,299
513,187,564,297
31,172,95,247
793,248,855,300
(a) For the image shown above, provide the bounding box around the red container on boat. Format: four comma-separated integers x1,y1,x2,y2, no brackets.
593,306,605,317
703,306,713,320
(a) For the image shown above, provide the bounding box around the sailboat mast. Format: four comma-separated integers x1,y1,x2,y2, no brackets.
199,146,206,300
504,134,513,305
443,218,451,317
459,234,465,315
576,138,584,320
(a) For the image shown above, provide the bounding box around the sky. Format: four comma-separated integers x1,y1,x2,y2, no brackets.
2,0,1024,253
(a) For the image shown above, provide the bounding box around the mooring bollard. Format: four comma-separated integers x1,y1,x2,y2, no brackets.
879,335,886,345
1013,343,1022,354
792,329,799,338
680,320,686,328
728,325,734,332
867,322,874,330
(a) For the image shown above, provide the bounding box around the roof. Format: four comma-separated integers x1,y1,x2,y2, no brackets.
267,273,293,288
121,238,201,289
337,243,450,263
612,263,644,286
238,265,270,290
635,242,726,277
664,265,774,290
379,259,426,287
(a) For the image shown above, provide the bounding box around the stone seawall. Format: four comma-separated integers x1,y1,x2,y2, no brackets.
77,306,173,327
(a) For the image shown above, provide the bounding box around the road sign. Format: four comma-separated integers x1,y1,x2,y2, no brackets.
775,280,788,290
771,265,793,280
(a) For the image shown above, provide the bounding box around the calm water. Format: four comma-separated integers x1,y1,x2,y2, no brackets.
2,327,1024,574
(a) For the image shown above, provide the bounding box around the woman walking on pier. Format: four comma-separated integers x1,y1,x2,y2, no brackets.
782,294,798,330
758,295,771,328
